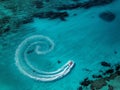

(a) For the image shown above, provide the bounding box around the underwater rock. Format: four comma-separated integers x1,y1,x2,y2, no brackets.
83,0,114,8
33,0,44,8
22,17,33,24
81,63,120,90
57,60,61,64
0,16,10,35
108,85,114,90
99,11,116,22
104,69,114,75
80,78,92,86
101,61,111,67
33,11,69,20
92,75,102,78
116,71,120,75
57,3,83,10
57,0,114,10
115,64,120,71
72,0,79,2
27,49,34,54
0,0,5,1
2,26,10,33
45,0,50,2
77,86,83,90
73,13,77,16
90,78,107,90
0,17,10,25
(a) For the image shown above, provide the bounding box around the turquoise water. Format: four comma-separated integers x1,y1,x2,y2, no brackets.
0,0,120,90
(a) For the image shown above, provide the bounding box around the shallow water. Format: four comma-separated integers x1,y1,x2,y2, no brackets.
0,0,120,90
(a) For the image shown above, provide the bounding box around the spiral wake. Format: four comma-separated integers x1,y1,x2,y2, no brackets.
15,35,74,81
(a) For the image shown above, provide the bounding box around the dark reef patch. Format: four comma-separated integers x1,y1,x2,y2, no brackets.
33,11,69,21
99,11,116,22
22,17,33,24
0,0,115,35
116,64,120,71
108,84,114,90
78,62,120,90
33,0,44,8
57,3,83,10
0,16,10,35
80,78,92,87
27,49,34,54
104,69,114,75
83,0,114,9
101,61,111,67
57,60,61,64
90,78,107,90
92,74,102,78
57,0,114,10
45,0,50,2
77,86,83,90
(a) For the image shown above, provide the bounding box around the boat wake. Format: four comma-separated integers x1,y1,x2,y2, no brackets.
15,35,74,82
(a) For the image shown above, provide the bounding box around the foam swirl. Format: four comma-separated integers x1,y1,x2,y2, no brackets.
15,35,74,81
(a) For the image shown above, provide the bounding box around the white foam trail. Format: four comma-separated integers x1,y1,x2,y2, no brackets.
15,35,74,82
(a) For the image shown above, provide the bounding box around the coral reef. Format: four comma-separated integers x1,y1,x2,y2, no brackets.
33,11,69,20
78,62,120,90
57,0,114,10
99,11,116,22
0,0,115,35
101,61,111,67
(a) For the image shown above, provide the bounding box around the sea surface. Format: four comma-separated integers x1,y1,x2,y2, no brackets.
0,0,120,90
